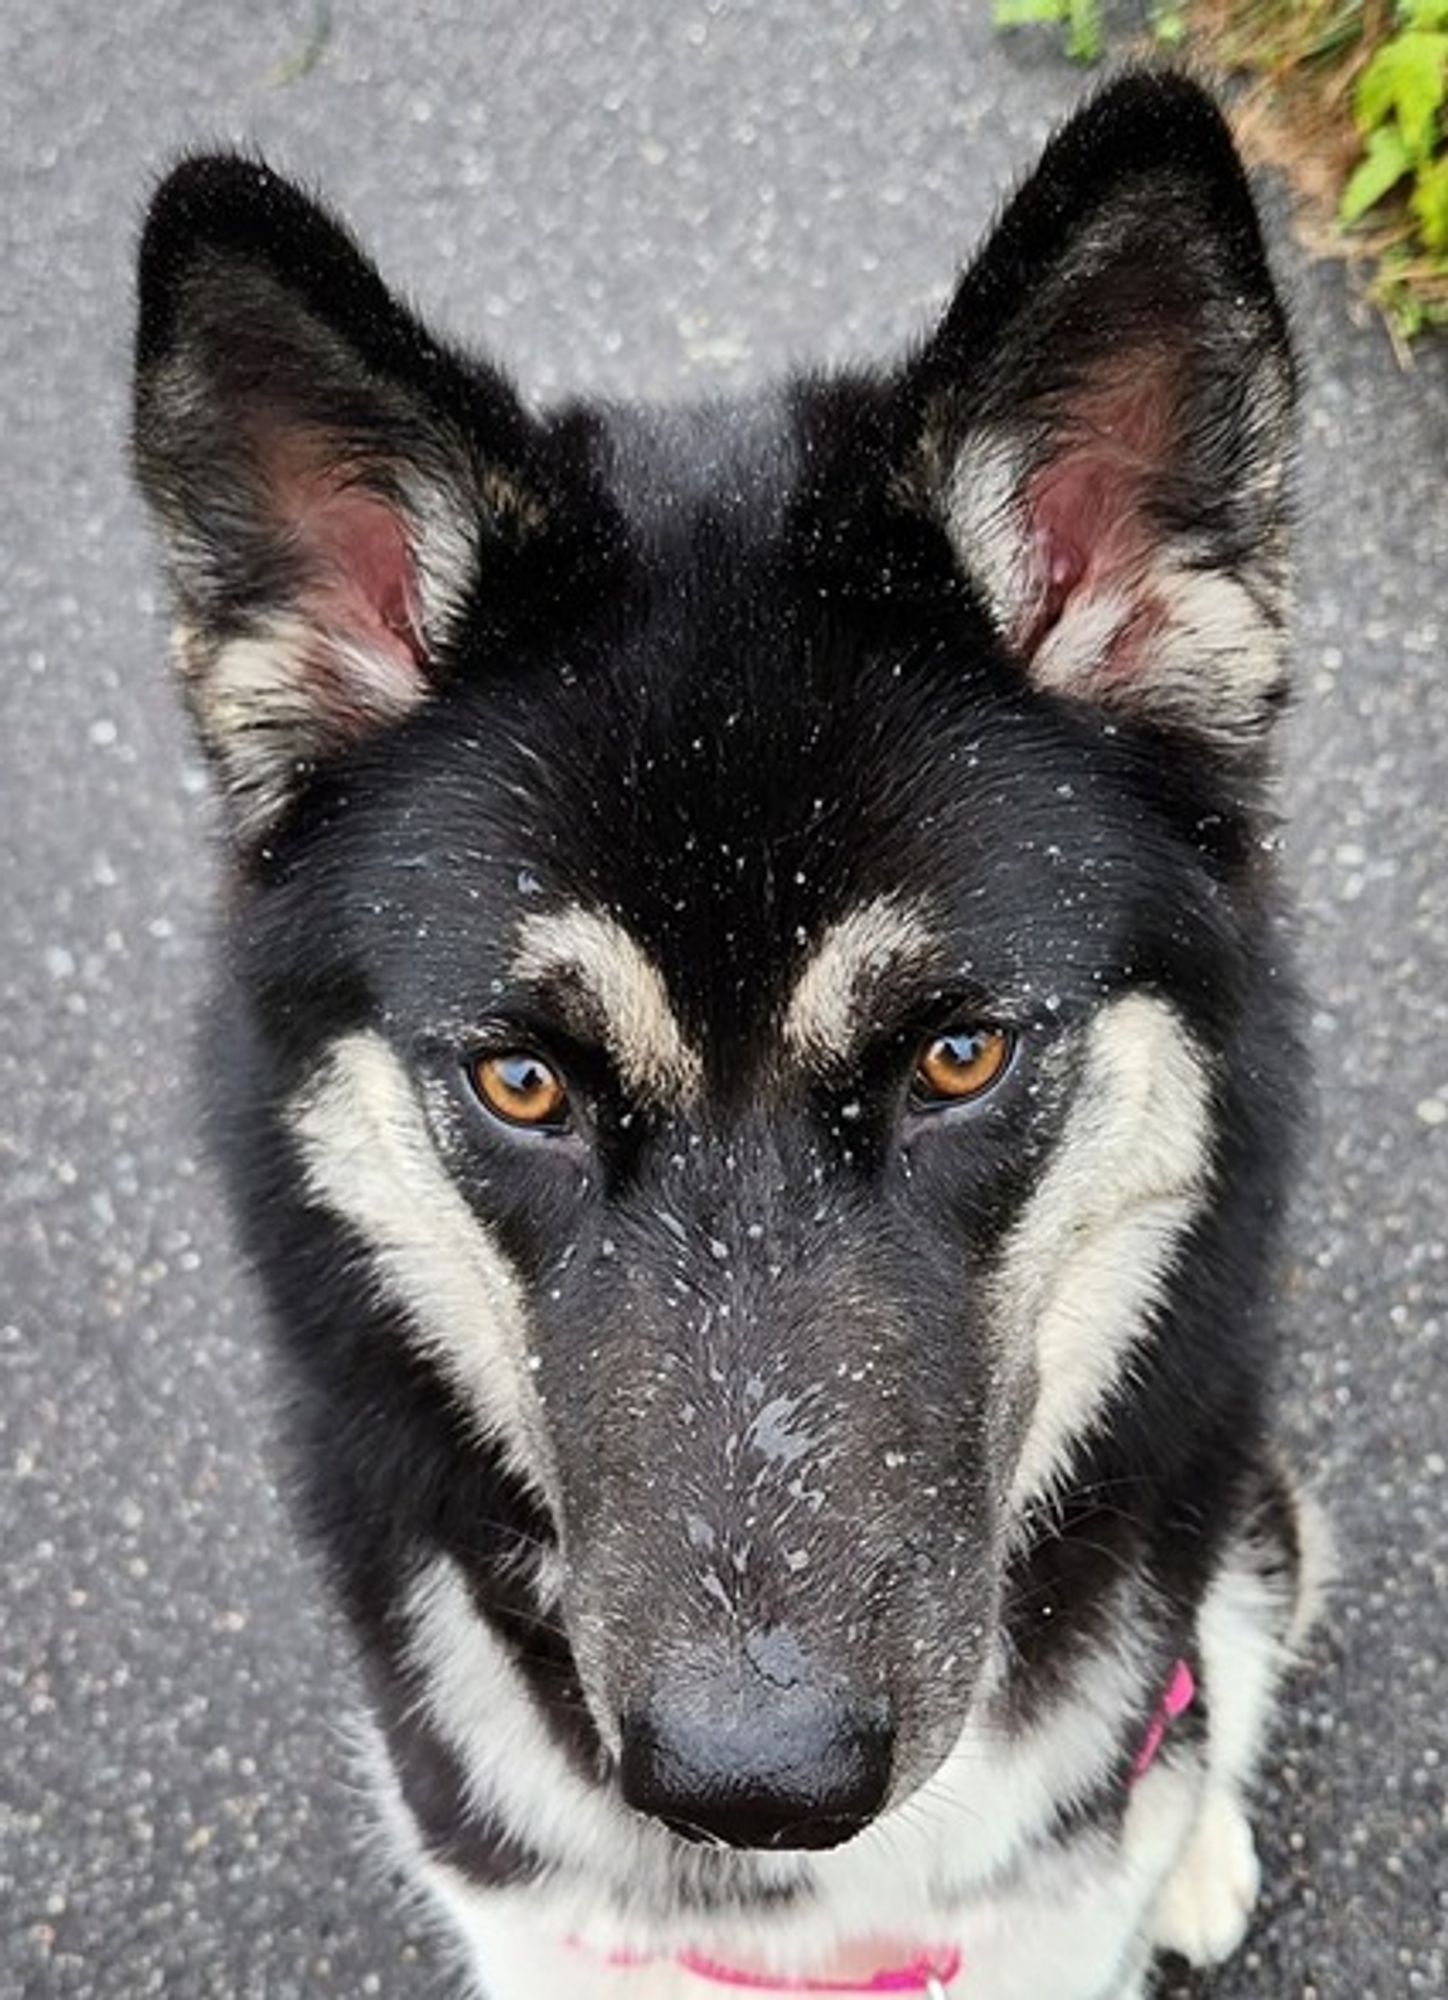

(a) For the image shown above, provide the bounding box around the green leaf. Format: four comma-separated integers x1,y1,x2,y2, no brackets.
1066,0,1104,61
993,0,1101,60
1151,5,1189,46
1392,289,1426,339
1410,153,1448,251
1341,124,1415,221
1403,1,1448,32
1355,33,1448,160
994,0,1070,26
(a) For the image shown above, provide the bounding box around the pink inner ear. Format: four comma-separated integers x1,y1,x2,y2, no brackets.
301,483,427,670
1015,360,1178,676
260,426,429,688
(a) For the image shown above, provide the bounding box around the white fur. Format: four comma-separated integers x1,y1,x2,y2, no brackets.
1151,1786,1260,1968
397,457,487,642
1148,1507,1313,1967
287,1031,558,1503
1284,1478,1337,1657
944,428,1287,746
943,433,1036,642
997,994,1214,1512
783,896,935,1062
514,907,703,1103
404,1556,672,1889
173,614,424,841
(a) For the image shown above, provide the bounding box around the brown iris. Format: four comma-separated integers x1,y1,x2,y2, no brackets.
913,1027,1013,1106
470,1051,570,1129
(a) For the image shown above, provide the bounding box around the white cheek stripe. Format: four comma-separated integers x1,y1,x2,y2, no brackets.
514,908,703,1104
783,896,936,1063
287,1030,556,1503
1001,994,1215,1512
405,1555,661,1884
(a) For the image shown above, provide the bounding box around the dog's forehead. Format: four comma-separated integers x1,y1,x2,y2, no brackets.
596,393,802,552
362,392,1172,1071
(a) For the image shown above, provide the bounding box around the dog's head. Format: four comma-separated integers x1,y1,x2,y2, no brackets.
134,76,1294,1857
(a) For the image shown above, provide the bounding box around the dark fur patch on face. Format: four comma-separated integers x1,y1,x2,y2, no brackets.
136,70,1303,1888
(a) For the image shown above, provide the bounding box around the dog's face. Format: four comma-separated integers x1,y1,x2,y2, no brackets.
135,78,1294,1854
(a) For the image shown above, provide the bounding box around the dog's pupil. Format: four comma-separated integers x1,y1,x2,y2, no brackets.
921,1029,1004,1098
938,1033,984,1070
501,1056,551,1100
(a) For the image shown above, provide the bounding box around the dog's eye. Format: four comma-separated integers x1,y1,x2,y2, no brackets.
469,1051,570,1130
912,1027,1014,1107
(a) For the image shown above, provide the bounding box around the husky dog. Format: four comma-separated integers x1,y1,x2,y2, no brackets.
133,72,1322,2000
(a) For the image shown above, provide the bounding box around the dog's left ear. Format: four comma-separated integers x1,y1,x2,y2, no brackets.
911,72,1295,752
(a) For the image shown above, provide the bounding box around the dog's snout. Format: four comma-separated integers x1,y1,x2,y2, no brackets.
619,1678,894,1851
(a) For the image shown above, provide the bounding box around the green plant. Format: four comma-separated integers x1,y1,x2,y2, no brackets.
1343,3,1448,245
993,1,1448,340
993,0,1106,63
993,1,1186,62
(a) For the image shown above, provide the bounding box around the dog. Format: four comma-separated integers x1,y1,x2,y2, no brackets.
132,70,1323,2000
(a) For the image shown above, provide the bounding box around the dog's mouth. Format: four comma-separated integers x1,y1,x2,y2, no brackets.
644,1809,879,1854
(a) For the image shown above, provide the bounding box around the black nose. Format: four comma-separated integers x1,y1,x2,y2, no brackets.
619,1680,894,1850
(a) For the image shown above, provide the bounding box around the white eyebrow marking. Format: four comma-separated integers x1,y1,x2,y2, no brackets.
783,896,937,1061
513,907,703,1102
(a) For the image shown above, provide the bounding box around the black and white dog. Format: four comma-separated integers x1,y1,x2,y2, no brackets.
133,72,1324,2000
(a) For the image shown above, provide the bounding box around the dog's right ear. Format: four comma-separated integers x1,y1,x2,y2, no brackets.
134,155,552,843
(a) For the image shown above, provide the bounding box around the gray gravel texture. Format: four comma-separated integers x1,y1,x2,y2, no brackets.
2,3,1445,1996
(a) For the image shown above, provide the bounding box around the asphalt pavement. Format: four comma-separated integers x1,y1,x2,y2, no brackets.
2,3,1445,1995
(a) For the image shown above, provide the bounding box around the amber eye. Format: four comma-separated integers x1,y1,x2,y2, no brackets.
469,1051,570,1130
912,1027,1014,1107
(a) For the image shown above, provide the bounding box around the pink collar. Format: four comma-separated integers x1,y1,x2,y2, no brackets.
584,1659,1194,1995
670,1947,962,1993
595,1944,962,1995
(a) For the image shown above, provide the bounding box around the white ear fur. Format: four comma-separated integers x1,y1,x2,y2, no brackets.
942,350,1293,749
171,609,423,844
160,436,471,840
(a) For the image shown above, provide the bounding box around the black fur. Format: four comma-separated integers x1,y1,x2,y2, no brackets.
134,69,1304,1931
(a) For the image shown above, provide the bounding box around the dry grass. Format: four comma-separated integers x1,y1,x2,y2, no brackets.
995,2,1448,347
1183,2,1448,351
